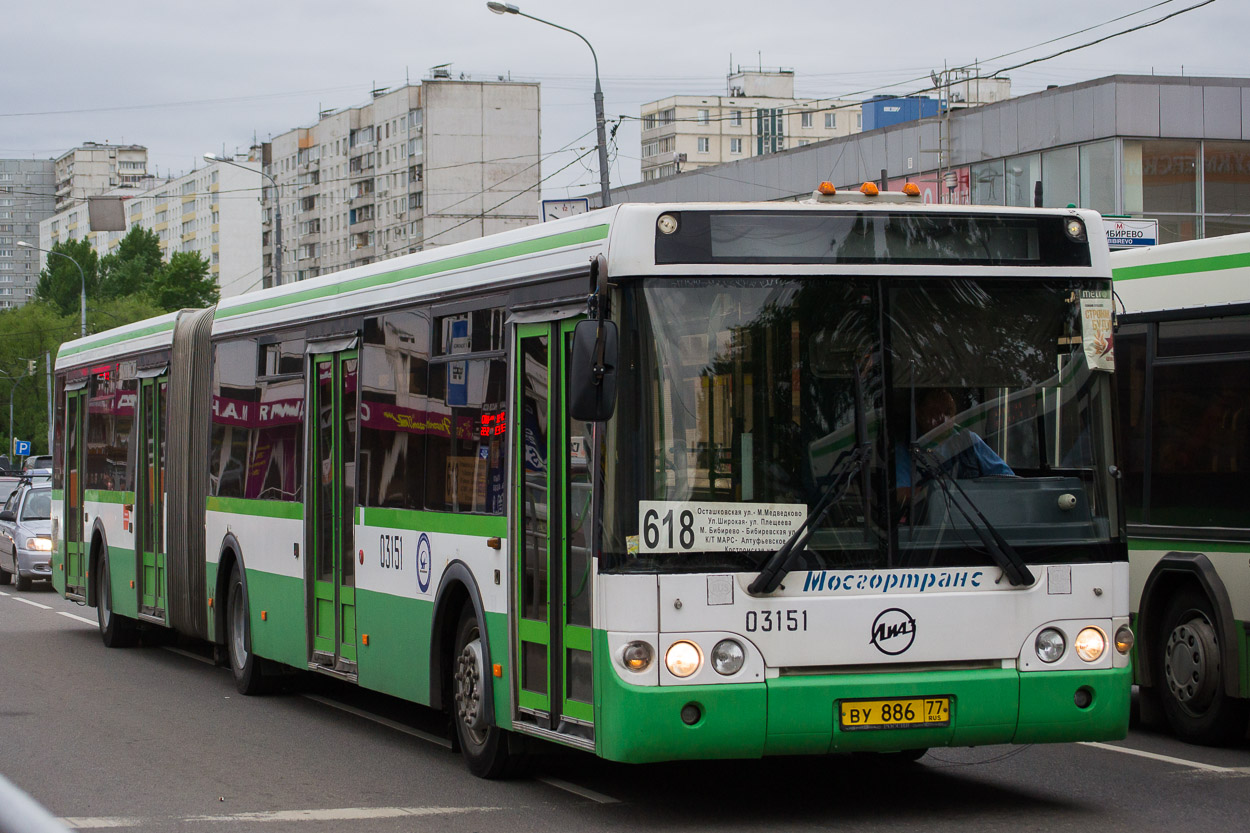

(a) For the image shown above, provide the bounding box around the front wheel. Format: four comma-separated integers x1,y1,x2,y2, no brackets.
97,550,138,648
1156,588,1248,745
226,564,274,695
452,607,518,778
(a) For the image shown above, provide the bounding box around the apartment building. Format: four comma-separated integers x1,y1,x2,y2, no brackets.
39,157,262,299
0,159,55,310
262,75,541,288
53,142,148,211
640,69,863,181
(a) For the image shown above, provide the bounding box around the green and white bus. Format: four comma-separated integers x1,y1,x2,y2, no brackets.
1113,231,1250,744
52,190,1132,776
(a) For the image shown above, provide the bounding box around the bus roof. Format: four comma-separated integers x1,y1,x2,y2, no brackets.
1112,231,1250,316
56,201,1108,370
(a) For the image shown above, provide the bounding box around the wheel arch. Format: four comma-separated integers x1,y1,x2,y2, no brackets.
213,533,245,648
429,560,496,726
86,518,111,608
1138,551,1240,698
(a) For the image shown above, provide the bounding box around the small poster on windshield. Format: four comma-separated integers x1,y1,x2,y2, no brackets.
1079,289,1114,372
638,501,807,553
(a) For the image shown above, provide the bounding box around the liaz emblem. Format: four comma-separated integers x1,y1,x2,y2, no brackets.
870,608,916,655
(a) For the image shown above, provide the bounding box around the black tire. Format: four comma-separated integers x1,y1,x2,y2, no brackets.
97,550,138,648
14,564,31,591
451,607,518,778
225,563,274,695
1156,587,1249,745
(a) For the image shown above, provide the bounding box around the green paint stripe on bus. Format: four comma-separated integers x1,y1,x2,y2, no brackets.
206,495,304,520
215,224,611,320
1112,250,1250,282
359,506,507,538
1129,537,1250,554
59,320,177,358
84,490,135,505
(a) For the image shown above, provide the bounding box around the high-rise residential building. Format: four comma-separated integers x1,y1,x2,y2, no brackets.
53,142,148,211
0,158,55,310
262,75,541,288
39,157,262,299
640,69,863,182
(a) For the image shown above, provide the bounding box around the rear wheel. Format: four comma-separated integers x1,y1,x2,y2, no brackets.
452,607,517,778
226,563,274,695
97,550,138,648
1156,587,1248,745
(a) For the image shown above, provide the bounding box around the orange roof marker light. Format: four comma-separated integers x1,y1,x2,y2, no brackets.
817,181,837,195
859,182,880,196
902,182,921,197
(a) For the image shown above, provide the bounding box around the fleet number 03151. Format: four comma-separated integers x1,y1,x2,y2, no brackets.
745,609,808,632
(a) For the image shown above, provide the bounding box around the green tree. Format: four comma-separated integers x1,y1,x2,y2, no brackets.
148,250,219,312
0,302,79,457
98,226,162,300
34,239,99,317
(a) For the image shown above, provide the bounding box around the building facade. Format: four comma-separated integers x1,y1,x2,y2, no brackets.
53,142,148,212
262,77,541,288
39,158,262,299
610,75,1250,245
0,159,55,310
640,70,864,182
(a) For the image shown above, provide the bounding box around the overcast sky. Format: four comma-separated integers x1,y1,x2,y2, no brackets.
2,0,1246,203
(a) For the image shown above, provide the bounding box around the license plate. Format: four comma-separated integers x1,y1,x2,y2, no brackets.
839,697,950,730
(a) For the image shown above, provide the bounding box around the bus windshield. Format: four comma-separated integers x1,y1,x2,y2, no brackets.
602,276,1122,574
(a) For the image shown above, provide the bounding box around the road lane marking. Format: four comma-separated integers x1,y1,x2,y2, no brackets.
300,693,453,749
183,805,499,823
58,611,97,626
12,597,52,609
0,590,9,596
1080,741,1246,773
59,818,140,829
535,775,620,804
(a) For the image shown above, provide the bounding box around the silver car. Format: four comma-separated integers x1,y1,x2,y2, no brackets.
0,485,52,591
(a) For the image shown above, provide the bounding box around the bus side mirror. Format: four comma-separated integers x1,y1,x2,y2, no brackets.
568,319,618,422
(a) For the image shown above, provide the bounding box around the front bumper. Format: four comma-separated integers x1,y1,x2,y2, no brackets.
17,548,52,578
596,655,1129,763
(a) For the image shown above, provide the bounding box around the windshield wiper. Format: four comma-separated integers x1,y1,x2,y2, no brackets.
748,443,871,595
910,445,1035,587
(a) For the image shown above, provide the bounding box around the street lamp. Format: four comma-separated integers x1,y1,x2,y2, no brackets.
18,241,86,339
486,2,611,207
204,152,283,286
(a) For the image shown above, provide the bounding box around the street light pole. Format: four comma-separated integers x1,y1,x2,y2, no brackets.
18,241,86,339
487,2,611,207
205,153,282,286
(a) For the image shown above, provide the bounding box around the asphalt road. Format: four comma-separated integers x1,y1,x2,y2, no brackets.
3,581,1250,832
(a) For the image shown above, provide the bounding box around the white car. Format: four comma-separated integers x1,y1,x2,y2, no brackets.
0,484,52,591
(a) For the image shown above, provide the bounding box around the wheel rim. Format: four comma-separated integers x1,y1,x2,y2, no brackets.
98,562,111,629
228,580,247,670
1164,614,1220,715
453,633,488,747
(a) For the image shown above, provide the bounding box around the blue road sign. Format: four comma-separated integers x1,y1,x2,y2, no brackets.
12,440,30,456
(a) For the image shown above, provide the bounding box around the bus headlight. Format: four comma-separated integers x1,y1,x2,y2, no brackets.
620,640,653,672
1114,625,1134,655
1036,628,1066,663
665,641,701,678
1074,627,1106,662
710,639,745,676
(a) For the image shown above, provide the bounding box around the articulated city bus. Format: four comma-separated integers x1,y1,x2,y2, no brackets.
53,190,1131,777
1113,232,1250,745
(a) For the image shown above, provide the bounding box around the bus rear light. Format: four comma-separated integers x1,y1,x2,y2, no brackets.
1074,627,1106,662
1114,625,1134,655
621,640,654,672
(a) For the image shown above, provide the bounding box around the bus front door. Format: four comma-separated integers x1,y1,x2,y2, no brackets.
308,351,358,675
513,321,595,738
136,376,167,619
64,387,87,599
